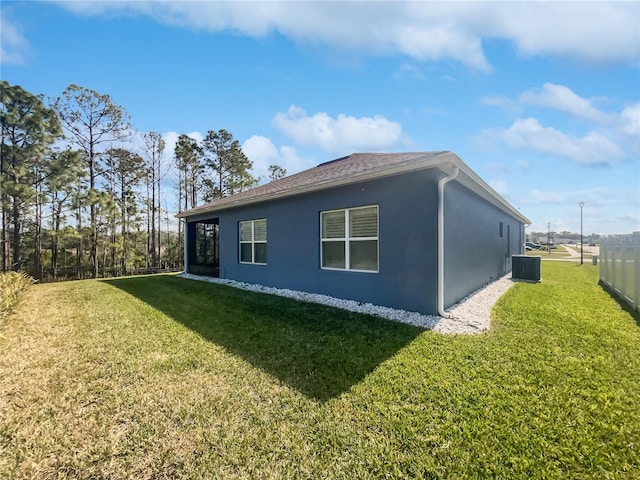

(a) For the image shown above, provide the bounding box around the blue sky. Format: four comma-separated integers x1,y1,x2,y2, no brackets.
2,1,639,235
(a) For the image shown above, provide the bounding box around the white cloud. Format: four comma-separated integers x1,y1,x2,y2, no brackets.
524,186,638,235
490,117,623,165
528,187,610,208
491,2,639,65
483,83,638,138
0,15,28,64
391,18,491,71
147,132,312,186
242,135,313,182
481,95,520,114
519,83,612,123
619,103,640,136
51,1,640,71
516,160,531,172
162,131,203,160
482,85,638,159
272,105,406,155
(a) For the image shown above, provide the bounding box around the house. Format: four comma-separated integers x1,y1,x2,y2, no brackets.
177,152,530,316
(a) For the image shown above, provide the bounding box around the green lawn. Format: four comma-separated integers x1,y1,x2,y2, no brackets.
527,244,572,258
526,244,596,260
1,263,638,479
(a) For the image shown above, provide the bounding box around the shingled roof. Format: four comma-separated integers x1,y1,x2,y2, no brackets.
177,151,530,224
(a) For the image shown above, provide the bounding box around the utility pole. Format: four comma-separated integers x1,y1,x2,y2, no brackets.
547,222,551,255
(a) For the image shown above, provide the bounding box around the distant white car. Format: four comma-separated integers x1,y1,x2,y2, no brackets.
525,242,542,250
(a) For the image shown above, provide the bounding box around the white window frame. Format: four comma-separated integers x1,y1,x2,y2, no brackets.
320,205,379,273
239,219,267,265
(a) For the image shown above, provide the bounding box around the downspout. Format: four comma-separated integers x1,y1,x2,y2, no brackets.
183,219,188,274
437,166,459,318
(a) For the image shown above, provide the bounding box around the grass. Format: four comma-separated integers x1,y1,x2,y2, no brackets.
1,263,638,479
527,244,572,258
0,272,35,324
526,244,596,260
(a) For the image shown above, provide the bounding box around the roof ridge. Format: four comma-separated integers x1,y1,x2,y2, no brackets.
177,151,530,227
316,153,353,167
179,152,449,216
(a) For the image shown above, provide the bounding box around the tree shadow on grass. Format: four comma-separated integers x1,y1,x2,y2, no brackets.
103,275,424,401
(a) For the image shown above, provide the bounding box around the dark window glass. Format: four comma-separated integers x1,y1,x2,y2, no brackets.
322,241,346,269
350,240,378,271
240,243,253,263
254,243,267,264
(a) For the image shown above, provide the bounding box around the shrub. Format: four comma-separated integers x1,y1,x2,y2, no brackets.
0,271,35,323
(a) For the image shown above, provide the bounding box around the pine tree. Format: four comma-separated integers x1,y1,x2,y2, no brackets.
174,134,202,209
54,84,131,278
142,132,166,268
174,134,202,264
1,81,62,272
104,148,145,274
268,165,287,182
201,129,255,201
44,148,84,277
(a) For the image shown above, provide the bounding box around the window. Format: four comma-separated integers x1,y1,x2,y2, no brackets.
239,219,267,264
321,205,378,272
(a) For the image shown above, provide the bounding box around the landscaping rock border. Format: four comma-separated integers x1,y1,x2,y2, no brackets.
177,273,515,334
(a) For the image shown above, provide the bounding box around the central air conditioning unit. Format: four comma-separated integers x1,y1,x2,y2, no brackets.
512,255,541,282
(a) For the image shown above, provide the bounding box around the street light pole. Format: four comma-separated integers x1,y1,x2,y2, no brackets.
579,201,585,265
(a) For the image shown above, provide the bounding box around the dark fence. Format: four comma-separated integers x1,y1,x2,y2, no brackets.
31,265,183,283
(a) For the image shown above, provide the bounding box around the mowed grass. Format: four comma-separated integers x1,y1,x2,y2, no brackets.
1,263,639,479
527,244,573,259
0,272,35,323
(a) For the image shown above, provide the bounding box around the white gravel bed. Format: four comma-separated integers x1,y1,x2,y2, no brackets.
177,272,515,334
434,275,514,334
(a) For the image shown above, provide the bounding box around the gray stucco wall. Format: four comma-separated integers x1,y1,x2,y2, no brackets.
185,168,525,315
443,180,524,307
190,169,442,314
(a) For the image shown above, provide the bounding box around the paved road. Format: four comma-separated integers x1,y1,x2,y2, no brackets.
561,244,581,258
540,244,599,262
563,244,599,256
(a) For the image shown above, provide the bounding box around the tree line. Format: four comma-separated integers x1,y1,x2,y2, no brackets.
529,231,601,243
1,81,286,281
